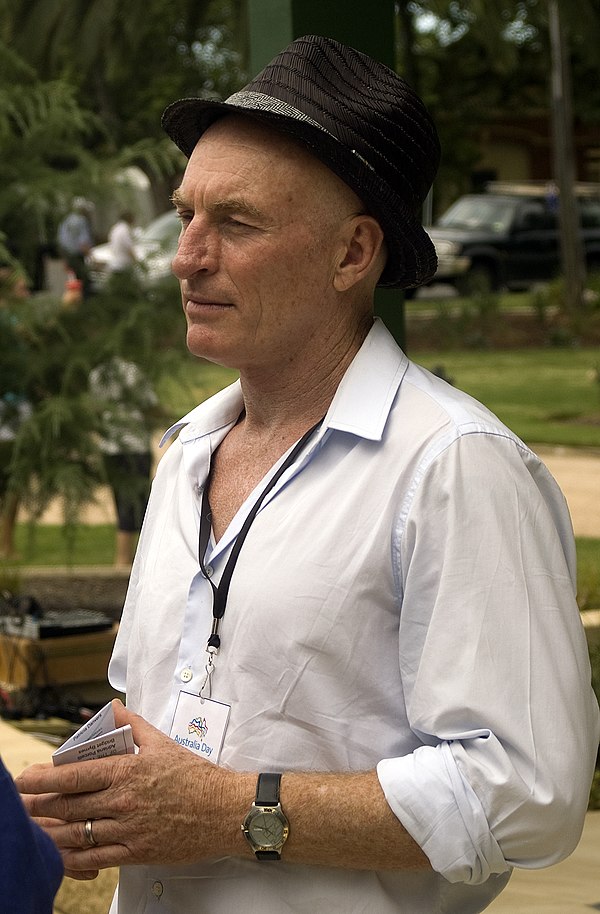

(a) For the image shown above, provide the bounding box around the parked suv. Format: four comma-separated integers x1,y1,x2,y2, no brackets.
427,182,600,295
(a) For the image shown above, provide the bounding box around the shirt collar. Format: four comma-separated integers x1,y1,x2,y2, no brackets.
323,318,408,441
160,317,407,448
159,379,243,447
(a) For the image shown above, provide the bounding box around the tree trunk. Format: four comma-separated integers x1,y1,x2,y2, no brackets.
548,0,586,312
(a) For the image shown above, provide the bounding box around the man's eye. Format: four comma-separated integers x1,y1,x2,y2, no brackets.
225,217,257,231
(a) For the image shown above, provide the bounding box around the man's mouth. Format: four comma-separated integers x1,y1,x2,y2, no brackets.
184,296,233,313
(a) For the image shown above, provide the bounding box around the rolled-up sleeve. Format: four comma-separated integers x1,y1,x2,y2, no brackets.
378,432,600,884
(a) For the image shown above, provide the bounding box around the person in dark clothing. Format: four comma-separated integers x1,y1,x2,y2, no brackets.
0,756,63,912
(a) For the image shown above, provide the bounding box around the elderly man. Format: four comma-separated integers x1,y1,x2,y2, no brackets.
17,35,599,914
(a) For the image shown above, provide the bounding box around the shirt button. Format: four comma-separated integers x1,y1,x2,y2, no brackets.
152,881,163,898
205,565,213,578
181,667,193,683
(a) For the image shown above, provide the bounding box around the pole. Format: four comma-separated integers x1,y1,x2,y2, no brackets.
548,0,586,313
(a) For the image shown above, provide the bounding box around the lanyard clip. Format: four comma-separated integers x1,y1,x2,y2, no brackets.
200,643,218,700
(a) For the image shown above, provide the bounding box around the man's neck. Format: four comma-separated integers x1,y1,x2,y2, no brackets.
205,315,372,541
236,314,372,441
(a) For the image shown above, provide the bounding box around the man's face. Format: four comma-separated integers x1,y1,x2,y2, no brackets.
171,116,364,375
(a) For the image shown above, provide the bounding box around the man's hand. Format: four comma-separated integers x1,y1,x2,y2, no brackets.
15,700,254,878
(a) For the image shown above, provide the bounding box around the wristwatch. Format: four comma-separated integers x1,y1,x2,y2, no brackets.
242,772,289,860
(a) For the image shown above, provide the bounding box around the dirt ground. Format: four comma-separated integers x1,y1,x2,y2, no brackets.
534,446,600,538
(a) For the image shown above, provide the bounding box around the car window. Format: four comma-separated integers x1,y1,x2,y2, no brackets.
580,200,600,228
516,202,558,231
436,197,517,234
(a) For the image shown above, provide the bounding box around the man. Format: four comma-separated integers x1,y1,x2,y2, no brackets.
17,35,599,914
57,197,94,297
107,212,138,274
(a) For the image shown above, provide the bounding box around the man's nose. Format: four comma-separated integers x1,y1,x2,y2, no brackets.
171,222,218,278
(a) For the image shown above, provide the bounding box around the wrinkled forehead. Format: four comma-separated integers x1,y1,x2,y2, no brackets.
186,113,365,213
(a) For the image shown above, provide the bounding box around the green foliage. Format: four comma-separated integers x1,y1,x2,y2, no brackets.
399,3,600,210
0,3,248,282
577,538,600,612
589,640,600,808
9,0,247,151
1,272,187,526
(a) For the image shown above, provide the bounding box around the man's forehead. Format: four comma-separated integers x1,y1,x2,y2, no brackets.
189,115,318,177
181,115,363,213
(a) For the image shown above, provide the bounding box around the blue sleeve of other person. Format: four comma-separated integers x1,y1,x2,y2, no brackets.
0,758,63,913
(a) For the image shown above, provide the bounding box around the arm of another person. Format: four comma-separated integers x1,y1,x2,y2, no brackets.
0,756,63,911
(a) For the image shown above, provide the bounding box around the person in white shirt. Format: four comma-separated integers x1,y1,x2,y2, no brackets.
107,212,138,273
16,35,599,914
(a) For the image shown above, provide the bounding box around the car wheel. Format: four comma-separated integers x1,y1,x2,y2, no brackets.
457,263,496,297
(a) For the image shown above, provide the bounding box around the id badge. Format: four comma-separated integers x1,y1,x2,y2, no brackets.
169,691,230,764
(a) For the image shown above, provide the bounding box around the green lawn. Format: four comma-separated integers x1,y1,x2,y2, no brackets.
414,348,600,447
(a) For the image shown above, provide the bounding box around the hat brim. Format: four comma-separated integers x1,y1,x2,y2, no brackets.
162,96,437,290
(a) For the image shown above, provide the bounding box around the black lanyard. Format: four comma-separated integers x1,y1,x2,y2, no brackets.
198,418,323,654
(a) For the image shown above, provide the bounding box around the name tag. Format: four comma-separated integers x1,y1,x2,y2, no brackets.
169,691,230,764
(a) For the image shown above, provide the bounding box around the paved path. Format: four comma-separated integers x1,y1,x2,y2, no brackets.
486,812,600,912
535,446,600,538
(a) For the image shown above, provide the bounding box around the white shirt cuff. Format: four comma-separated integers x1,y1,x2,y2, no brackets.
377,743,510,885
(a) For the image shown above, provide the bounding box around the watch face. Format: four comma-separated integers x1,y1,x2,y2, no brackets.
248,811,285,848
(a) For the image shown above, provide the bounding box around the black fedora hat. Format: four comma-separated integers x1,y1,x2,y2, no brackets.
162,35,440,289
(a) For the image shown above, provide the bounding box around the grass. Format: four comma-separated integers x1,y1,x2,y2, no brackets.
156,354,238,421
576,538,600,611
406,289,534,317
8,523,118,567
414,348,600,447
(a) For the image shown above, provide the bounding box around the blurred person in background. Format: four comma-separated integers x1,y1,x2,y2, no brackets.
107,211,139,275
89,357,158,567
57,197,94,298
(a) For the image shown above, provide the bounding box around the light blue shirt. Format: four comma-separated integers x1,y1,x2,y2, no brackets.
109,318,599,913
57,212,92,255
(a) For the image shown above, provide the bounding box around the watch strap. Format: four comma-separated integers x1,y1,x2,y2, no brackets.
255,772,281,806
255,850,281,860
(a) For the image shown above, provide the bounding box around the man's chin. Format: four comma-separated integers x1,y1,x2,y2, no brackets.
186,330,235,368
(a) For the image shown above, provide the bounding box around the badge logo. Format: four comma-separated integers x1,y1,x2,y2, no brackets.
188,717,208,739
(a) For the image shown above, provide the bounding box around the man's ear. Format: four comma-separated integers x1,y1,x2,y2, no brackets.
333,215,385,292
